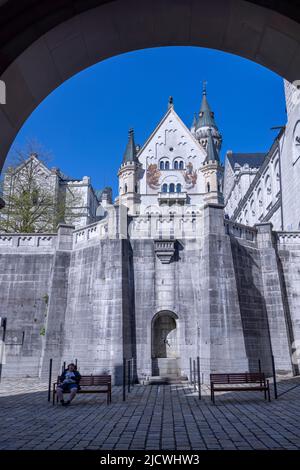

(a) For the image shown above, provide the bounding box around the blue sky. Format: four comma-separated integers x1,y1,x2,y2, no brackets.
7,46,286,196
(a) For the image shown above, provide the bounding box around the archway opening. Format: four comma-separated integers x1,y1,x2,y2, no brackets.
151,311,180,377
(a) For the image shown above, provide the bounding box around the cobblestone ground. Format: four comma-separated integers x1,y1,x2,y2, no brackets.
1,377,300,450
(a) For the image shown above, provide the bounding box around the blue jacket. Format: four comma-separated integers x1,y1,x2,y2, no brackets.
59,370,81,385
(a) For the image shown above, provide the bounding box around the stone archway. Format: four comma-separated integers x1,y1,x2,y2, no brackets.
151,311,180,377
1,0,300,174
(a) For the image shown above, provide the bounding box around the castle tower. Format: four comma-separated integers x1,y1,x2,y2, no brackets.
194,82,222,151
200,128,224,204
118,128,141,215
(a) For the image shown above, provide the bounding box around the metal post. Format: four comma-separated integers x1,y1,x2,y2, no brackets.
128,360,131,393
131,358,134,387
197,356,201,400
47,358,53,402
75,358,78,369
189,358,193,385
193,360,196,392
123,358,126,402
0,317,7,385
62,361,66,374
258,359,262,374
271,354,278,399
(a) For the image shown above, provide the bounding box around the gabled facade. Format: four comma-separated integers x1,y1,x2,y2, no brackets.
1,154,101,230
117,91,224,218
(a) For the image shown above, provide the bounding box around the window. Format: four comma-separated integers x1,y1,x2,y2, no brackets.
169,183,175,193
162,184,168,193
160,161,164,170
176,183,182,193
207,182,210,193
179,161,184,170
124,184,128,193
257,188,263,207
265,175,271,195
174,161,178,170
165,161,170,170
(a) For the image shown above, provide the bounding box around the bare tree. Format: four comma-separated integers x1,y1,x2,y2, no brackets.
0,141,84,233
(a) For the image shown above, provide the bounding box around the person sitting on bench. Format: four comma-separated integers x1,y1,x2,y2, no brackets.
56,363,81,406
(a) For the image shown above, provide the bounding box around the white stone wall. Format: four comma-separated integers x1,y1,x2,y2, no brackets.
1,157,100,230
225,141,282,230
280,85,300,230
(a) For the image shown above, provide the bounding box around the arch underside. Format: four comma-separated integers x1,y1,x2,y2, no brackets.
1,0,300,170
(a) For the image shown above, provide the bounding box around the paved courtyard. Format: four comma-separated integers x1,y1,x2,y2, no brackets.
1,377,300,450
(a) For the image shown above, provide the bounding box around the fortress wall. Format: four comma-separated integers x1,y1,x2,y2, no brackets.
0,237,56,378
61,239,125,384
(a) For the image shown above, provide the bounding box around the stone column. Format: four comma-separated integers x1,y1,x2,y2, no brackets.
39,224,74,379
255,223,293,374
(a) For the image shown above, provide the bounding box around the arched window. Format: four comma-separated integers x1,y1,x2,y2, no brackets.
207,182,210,193
265,175,272,205
169,183,175,193
179,161,184,170
257,188,263,207
135,184,138,193
165,161,170,170
174,161,178,170
162,183,168,193
176,183,182,193
124,183,128,193
160,161,164,170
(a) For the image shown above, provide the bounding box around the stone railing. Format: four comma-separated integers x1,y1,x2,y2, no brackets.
73,220,108,247
224,219,257,242
276,231,300,245
0,233,57,249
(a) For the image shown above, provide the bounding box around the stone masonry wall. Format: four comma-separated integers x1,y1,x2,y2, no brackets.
0,236,56,378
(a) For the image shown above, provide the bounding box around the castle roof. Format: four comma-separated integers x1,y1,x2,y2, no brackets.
227,152,266,169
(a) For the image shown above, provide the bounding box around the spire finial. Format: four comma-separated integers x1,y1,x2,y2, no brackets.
122,128,137,164
168,96,174,110
203,80,207,96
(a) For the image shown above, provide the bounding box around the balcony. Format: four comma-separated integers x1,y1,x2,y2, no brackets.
158,191,187,205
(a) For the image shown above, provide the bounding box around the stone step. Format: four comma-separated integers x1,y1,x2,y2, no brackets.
152,358,180,376
147,375,188,385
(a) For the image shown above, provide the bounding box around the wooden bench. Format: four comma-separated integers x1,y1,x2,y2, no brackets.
210,373,271,403
53,375,112,405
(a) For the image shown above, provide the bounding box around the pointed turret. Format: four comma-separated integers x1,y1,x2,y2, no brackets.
122,128,137,164
118,128,142,215
195,82,222,151
190,112,198,136
201,125,224,205
205,128,219,163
